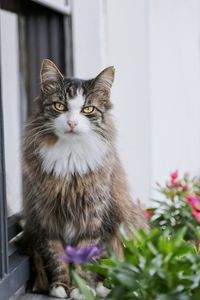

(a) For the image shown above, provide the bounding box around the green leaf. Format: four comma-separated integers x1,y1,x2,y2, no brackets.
85,264,109,277
147,241,159,255
71,270,96,300
100,258,117,266
114,272,137,288
173,227,187,247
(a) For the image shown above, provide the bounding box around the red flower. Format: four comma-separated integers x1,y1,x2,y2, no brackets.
192,210,200,223
170,170,178,181
145,210,153,218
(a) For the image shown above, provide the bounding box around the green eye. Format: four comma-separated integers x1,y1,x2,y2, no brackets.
52,102,66,112
82,106,95,114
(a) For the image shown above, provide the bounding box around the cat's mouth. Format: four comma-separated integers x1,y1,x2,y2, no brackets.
64,129,78,135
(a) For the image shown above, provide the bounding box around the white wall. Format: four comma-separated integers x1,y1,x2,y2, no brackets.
72,0,151,204
72,0,200,204
149,0,200,192
0,10,22,216
72,0,106,77
105,0,150,204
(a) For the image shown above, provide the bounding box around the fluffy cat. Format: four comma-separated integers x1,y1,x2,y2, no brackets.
21,59,148,298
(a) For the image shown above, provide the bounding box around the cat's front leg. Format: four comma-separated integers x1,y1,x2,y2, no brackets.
40,239,71,298
70,239,109,300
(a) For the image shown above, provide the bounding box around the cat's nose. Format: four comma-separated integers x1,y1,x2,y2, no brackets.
67,120,78,129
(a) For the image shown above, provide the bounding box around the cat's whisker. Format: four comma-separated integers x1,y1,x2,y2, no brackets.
26,129,54,152
25,130,50,146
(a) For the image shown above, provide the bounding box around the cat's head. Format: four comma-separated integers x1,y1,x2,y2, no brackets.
38,59,115,139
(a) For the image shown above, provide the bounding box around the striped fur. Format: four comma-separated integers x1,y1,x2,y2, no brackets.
21,59,148,297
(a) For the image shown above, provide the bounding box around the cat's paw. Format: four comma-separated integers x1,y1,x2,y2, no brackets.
50,285,68,299
96,282,110,298
70,288,84,300
70,287,96,300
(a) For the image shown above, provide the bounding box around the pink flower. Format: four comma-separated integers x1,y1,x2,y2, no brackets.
170,170,178,181
186,195,199,210
145,210,153,218
182,185,188,191
166,179,181,189
192,210,200,223
174,181,181,188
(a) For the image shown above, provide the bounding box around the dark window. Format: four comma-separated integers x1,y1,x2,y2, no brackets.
0,1,73,298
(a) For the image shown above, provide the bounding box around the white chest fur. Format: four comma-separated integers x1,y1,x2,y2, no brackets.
39,133,108,177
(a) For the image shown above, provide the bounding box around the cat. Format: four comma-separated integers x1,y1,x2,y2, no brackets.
20,59,148,299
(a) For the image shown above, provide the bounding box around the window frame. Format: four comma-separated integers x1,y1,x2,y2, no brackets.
0,0,73,298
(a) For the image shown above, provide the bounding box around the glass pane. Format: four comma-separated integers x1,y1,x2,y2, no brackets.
0,10,22,217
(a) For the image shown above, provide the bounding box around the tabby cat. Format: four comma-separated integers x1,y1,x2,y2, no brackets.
21,59,147,299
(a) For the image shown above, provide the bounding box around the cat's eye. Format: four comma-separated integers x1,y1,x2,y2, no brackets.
82,106,95,114
52,102,66,112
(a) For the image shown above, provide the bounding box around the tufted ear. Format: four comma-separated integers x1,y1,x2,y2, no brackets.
93,66,115,91
40,59,64,93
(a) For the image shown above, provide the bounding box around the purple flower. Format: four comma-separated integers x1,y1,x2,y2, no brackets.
59,245,105,264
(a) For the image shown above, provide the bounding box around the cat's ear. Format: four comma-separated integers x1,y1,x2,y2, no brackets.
93,66,115,91
40,59,64,93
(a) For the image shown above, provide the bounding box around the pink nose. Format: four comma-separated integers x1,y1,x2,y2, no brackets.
67,120,78,129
